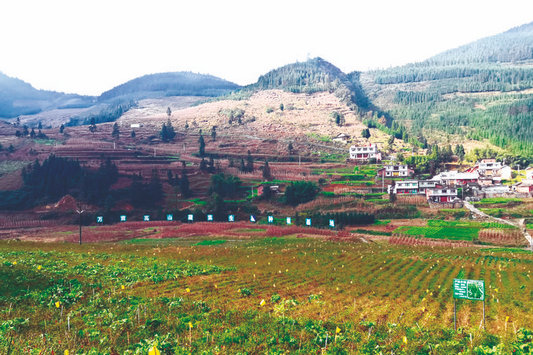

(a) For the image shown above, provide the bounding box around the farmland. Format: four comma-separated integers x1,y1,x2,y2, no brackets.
1,233,532,354
0,62,533,355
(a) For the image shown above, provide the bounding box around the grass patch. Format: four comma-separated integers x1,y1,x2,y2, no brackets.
427,220,515,229
475,197,524,205
351,229,392,236
0,161,30,175
185,198,207,206
394,226,479,241
193,240,227,246
483,247,532,254
373,219,391,225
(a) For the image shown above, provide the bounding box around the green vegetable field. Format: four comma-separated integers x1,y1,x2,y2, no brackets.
1,237,532,354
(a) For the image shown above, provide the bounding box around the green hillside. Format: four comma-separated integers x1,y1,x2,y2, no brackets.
98,71,240,102
0,72,93,118
425,22,533,65
361,22,533,157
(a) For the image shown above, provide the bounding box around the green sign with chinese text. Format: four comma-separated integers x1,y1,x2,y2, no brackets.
453,278,484,301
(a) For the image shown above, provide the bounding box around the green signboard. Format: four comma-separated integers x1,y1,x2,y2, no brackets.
453,278,485,301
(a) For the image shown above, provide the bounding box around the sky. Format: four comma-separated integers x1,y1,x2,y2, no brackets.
1,0,532,96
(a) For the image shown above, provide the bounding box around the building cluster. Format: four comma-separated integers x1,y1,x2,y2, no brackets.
364,157,533,204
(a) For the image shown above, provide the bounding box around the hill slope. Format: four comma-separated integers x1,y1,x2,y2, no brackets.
361,21,533,157
98,71,241,102
243,57,370,113
0,72,93,118
426,21,533,65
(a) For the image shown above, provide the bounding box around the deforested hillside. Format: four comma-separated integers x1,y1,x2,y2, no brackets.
244,57,371,113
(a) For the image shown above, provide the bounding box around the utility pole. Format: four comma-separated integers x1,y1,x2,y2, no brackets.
75,207,85,245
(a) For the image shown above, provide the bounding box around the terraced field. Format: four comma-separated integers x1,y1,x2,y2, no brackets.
1,235,531,354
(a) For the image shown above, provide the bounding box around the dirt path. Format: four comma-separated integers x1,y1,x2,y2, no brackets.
464,201,533,250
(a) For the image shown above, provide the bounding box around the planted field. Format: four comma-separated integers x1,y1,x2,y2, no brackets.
394,225,479,241
394,220,519,242
1,236,532,354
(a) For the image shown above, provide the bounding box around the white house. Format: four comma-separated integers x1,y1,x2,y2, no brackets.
378,164,413,177
497,165,512,180
426,188,459,203
418,180,439,194
432,171,479,186
349,144,381,161
332,133,350,144
477,159,502,176
393,180,419,194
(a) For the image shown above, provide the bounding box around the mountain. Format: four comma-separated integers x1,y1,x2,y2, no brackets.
361,21,533,157
0,72,93,119
244,57,370,112
425,21,533,65
98,71,241,102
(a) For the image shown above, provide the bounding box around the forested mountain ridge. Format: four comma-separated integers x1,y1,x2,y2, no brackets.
425,21,533,65
98,72,241,102
244,57,370,113
0,72,94,118
361,21,533,157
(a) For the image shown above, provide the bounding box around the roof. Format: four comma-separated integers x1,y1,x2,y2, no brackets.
432,171,479,180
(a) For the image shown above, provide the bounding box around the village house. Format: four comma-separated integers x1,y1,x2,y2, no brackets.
471,159,512,181
349,143,382,161
476,159,502,176
418,180,440,194
514,181,533,195
377,164,414,177
257,185,281,196
426,188,459,203
332,133,350,144
431,171,479,186
392,180,419,194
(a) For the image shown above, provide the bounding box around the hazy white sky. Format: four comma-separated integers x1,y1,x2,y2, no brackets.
1,0,532,96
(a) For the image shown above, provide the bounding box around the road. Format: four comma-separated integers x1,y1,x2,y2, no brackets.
464,201,533,250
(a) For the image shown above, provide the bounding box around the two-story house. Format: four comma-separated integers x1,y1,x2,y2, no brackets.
393,180,419,194
426,188,458,203
377,164,414,177
349,144,382,161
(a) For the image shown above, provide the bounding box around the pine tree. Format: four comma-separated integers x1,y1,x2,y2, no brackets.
246,150,254,172
112,122,120,139
199,158,208,172
262,160,272,181
180,169,190,198
211,126,217,142
198,134,206,157
131,130,136,138
455,144,465,161
59,124,65,134
166,119,175,140
288,142,294,155
89,118,97,134
30,128,36,139
208,156,215,173
361,128,371,139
